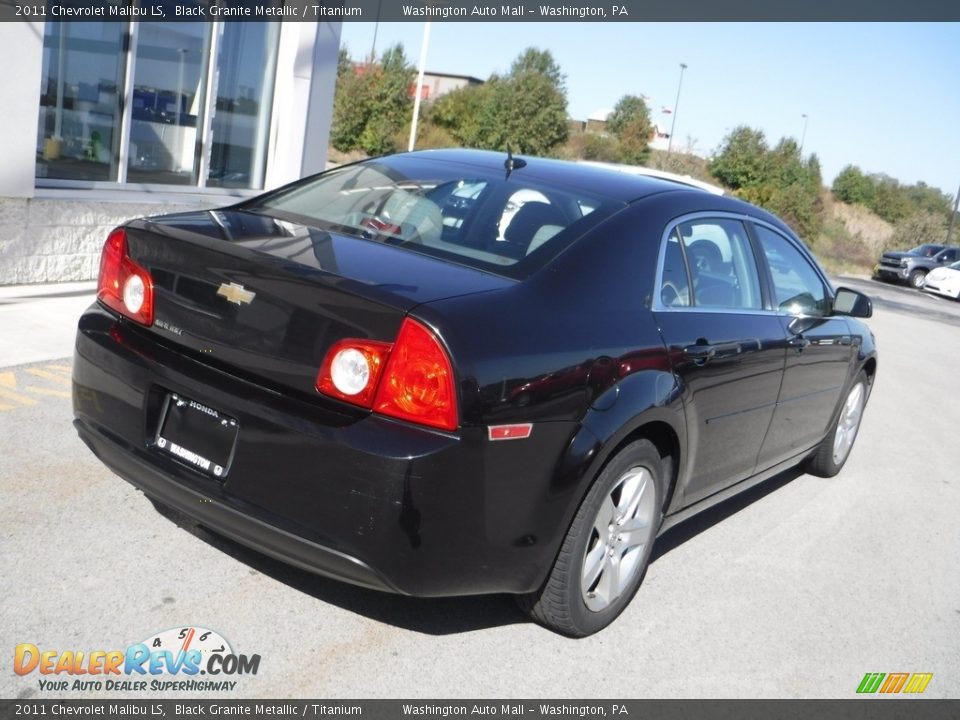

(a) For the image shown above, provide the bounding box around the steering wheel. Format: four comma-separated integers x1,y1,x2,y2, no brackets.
661,281,688,307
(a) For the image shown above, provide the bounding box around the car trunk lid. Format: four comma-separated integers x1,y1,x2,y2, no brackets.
121,209,512,402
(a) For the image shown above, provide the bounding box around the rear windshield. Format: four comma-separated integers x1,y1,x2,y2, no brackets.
243,156,624,278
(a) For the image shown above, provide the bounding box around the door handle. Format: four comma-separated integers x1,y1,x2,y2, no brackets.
684,344,717,361
684,341,744,363
787,335,811,350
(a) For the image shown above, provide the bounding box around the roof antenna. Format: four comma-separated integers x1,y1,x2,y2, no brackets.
504,147,526,179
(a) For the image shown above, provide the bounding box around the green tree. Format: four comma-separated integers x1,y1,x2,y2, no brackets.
330,44,414,155
832,165,875,206
709,126,770,190
709,127,824,239
421,48,568,156
869,175,913,224
604,95,654,165
427,82,491,147
330,48,371,152
509,47,566,91
903,182,952,218
606,95,648,137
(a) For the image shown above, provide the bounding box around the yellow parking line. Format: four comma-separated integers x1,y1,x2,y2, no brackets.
45,364,72,374
25,386,71,399
0,373,38,406
0,388,38,406
0,402,15,411
25,368,71,385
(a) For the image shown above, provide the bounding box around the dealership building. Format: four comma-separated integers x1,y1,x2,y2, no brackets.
0,21,342,285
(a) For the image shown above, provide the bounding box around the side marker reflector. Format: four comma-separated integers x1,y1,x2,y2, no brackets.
488,424,533,441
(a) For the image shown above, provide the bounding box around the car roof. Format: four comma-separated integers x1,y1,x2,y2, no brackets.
399,149,708,204
576,160,725,195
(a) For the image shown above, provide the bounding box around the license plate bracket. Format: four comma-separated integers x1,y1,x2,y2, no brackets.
155,392,238,479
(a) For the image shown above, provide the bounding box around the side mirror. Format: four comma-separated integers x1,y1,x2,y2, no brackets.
833,287,872,318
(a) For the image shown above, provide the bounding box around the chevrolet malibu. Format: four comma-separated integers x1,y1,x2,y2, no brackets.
73,149,876,636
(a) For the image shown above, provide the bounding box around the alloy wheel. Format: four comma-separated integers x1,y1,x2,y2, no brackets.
580,466,657,612
832,381,865,465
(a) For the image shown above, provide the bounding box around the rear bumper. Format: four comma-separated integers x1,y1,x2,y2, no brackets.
72,305,581,596
74,416,398,593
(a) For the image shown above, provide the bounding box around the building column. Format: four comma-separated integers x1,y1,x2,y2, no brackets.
265,21,342,189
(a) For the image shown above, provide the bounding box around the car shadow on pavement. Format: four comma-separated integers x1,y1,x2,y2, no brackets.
650,466,805,561
147,465,806,636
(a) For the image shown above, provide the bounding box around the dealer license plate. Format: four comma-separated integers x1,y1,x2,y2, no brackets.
155,392,238,479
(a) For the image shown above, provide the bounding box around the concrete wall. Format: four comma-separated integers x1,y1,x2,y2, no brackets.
0,197,218,285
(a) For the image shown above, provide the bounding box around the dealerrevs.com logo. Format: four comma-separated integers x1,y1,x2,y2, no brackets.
14,626,260,692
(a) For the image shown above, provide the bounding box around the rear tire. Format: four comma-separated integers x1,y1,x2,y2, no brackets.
806,371,869,478
517,439,664,637
909,269,927,288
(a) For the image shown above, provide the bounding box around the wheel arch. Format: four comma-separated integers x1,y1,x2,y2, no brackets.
560,376,688,534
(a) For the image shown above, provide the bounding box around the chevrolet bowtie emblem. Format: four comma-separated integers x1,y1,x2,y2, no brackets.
217,282,256,306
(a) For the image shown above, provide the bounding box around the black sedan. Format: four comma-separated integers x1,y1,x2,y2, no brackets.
73,149,876,636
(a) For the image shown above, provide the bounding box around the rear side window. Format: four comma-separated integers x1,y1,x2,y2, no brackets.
244,159,623,278
659,218,762,310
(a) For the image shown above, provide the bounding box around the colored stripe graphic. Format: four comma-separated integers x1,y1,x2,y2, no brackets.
879,673,909,693
857,672,933,694
903,673,933,694
857,673,885,694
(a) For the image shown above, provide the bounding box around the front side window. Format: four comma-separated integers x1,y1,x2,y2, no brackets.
659,218,762,310
753,225,828,316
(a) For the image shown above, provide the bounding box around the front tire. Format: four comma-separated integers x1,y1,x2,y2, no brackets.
909,269,927,288
806,371,869,478
518,439,664,637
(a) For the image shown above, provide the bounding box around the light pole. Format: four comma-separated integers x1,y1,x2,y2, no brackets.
370,0,382,62
946,181,960,245
667,63,687,156
408,22,432,152
799,113,809,155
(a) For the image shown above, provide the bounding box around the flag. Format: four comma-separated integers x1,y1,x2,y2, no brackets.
661,106,673,114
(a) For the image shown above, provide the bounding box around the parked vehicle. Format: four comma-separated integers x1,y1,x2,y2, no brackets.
73,149,877,637
873,244,959,288
922,260,960,300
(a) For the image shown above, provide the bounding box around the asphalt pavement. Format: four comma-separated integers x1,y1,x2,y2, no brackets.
1,277,958,699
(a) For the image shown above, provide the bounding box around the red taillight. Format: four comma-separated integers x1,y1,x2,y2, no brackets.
315,338,392,407
97,228,154,326
374,318,458,431
316,318,459,432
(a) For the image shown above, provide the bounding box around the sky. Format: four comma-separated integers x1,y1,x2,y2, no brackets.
338,22,960,197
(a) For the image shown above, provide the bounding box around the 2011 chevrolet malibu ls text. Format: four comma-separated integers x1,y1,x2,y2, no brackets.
73,149,876,636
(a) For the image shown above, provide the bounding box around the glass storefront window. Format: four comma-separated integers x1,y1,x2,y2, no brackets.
207,23,280,189
126,22,212,185
36,23,127,181
35,20,279,190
